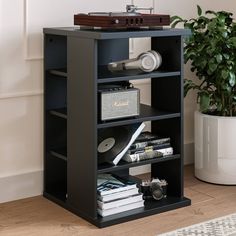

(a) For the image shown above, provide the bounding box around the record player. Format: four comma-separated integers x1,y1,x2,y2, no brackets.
74,5,170,29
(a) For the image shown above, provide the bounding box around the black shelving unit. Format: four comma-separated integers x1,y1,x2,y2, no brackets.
43,27,191,228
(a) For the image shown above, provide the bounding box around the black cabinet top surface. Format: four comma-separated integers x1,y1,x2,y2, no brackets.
43,27,191,39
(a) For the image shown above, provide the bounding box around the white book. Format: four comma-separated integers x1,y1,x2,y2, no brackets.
113,122,145,165
158,147,173,156
98,194,143,210
98,188,140,202
97,174,137,196
97,200,144,217
123,147,174,162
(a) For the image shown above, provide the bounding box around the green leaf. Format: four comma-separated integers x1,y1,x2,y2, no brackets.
207,69,213,75
218,14,226,24
229,37,236,47
216,103,222,112
216,54,223,63
199,93,210,112
184,22,194,30
222,31,228,38
170,16,183,22
229,72,236,87
184,79,198,97
171,19,183,28
227,60,234,66
222,84,232,93
206,10,217,16
199,60,207,69
197,5,202,16
209,63,217,73
223,54,230,60
221,70,228,79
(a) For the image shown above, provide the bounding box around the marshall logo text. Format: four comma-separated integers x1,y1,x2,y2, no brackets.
113,101,129,107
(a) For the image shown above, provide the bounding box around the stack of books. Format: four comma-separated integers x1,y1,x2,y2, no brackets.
122,131,173,163
97,174,144,217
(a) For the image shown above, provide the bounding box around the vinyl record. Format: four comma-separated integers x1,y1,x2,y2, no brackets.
97,126,130,164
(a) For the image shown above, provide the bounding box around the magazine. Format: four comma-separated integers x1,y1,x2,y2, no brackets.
97,174,137,196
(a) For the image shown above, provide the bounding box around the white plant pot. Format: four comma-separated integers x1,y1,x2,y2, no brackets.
194,111,236,185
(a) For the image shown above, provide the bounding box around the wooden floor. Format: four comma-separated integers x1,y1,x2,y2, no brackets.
1,165,236,236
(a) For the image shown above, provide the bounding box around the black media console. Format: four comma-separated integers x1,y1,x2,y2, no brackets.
43,27,191,228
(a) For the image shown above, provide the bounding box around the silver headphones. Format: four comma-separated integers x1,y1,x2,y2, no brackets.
108,50,162,73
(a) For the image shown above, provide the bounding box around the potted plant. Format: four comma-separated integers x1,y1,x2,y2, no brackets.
171,6,236,184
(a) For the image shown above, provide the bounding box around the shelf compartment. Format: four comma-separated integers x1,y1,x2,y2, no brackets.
50,108,67,119
98,154,180,174
94,196,191,228
44,190,67,205
48,68,67,78
44,153,67,205
45,75,67,110
45,112,67,151
48,104,180,127
97,104,180,128
50,147,67,161
98,68,181,83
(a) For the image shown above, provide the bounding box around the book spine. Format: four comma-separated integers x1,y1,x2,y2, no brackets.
130,137,170,149
123,147,173,163
125,150,163,162
127,143,170,154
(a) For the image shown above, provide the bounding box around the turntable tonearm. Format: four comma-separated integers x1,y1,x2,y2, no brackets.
74,5,170,29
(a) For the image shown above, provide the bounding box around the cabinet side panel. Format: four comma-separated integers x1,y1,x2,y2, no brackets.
67,37,97,219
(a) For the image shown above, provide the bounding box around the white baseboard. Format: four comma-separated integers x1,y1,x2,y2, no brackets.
0,170,43,203
130,142,194,175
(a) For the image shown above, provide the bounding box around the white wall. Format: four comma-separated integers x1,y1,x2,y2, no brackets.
0,0,235,203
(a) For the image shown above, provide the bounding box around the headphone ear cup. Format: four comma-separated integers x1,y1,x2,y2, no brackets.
139,52,157,72
148,50,162,70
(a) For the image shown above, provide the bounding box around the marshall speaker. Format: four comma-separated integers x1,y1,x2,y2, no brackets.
98,84,140,121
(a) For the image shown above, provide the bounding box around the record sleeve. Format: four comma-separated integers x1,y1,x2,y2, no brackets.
97,122,145,165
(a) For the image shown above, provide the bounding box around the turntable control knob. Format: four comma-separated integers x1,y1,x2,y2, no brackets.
113,19,119,24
